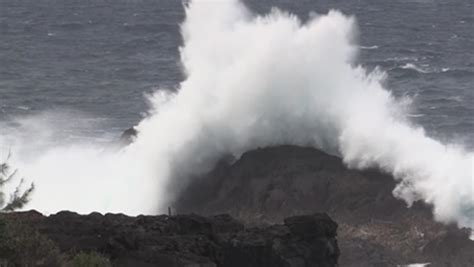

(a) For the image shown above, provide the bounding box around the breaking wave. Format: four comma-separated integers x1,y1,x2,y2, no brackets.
400,63,429,74
1,0,473,230
360,45,379,50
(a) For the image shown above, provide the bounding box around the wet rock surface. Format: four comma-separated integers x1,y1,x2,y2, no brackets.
174,145,474,266
1,211,339,267
118,127,138,146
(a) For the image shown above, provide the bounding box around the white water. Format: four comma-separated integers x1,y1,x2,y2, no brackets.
1,0,473,230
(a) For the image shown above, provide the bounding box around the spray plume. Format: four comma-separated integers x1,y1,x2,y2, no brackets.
1,0,473,229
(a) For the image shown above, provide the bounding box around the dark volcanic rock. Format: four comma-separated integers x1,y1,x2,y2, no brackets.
119,127,138,145
422,227,474,267
284,214,337,238
1,211,339,267
173,145,474,266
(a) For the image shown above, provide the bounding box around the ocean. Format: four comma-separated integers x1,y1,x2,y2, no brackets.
1,0,472,147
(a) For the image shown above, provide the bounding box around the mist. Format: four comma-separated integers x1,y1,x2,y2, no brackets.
1,0,472,230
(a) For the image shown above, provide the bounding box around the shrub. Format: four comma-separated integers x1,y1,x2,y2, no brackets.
65,252,112,267
0,219,112,267
0,218,63,267
0,153,34,212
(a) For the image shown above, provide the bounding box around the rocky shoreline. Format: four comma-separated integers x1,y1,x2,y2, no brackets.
174,145,474,266
1,211,339,267
1,144,473,266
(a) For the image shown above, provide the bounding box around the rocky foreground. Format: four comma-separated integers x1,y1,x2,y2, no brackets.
1,211,338,267
2,144,474,266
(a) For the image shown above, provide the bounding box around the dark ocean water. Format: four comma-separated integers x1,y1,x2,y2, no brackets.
0,0,473,148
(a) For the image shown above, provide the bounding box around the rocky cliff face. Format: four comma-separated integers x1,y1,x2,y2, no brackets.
173,145,474,266
1,211,339,267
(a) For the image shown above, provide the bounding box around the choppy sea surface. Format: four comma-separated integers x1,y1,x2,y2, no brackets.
1,0,473,148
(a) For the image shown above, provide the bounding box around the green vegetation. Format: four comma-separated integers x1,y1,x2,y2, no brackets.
0,153,34,212
0,219,63,267
0,218,112,267
0,155,113,266
65,252,112,267
0,153,59,266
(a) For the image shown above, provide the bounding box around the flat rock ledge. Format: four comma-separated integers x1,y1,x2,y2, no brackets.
1,211,339,267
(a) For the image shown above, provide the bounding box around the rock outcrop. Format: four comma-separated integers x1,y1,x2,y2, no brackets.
173,145,474,266
1,211,339,267
118,127,138,146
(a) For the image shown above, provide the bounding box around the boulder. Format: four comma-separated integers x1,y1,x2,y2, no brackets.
118,127,138,145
